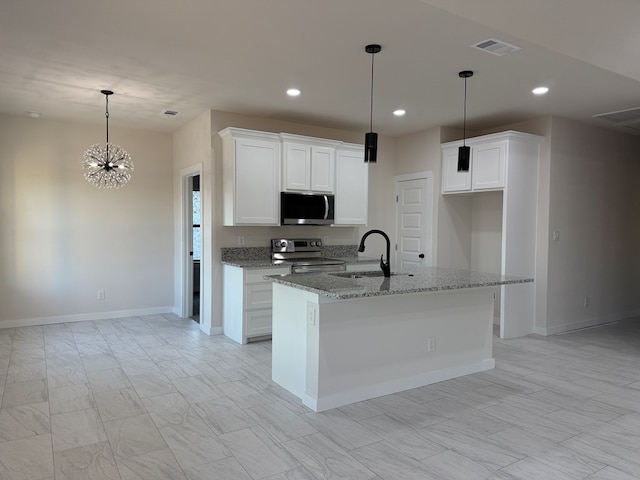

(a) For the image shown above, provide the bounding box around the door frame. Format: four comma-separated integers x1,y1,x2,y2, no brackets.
393,171,434,269
180,164,203,319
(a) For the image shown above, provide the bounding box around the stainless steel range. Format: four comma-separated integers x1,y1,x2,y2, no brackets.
271,238,346,274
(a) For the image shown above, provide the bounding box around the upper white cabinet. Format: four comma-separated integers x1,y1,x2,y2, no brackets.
281,134,339,193
441,132,533,194
219,127,368,226
219,127,281,226
334,143,368,225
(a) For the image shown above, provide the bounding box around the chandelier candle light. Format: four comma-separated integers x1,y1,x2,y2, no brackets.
82,90,134,189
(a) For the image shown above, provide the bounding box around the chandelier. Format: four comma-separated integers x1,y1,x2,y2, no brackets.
82,90,134,189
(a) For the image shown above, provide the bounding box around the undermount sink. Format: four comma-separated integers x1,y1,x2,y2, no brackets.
330,271,413,279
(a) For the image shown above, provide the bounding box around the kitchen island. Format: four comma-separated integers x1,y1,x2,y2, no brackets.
265,267,532,412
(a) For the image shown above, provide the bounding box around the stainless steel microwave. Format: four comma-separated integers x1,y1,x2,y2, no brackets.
280,192,335,225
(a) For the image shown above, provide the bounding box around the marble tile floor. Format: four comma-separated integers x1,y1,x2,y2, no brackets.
0,314,639,480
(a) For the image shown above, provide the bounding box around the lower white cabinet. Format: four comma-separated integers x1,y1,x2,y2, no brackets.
223,265,290,344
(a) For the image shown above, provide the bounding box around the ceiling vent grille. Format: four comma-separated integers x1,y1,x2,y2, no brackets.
472,38,521,56
163,110,180,116
593,107,640,125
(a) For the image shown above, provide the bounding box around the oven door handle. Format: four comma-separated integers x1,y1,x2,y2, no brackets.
323,195,329,220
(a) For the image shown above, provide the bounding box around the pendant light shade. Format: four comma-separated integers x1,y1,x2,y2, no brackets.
364,44,381,163
457,70,473,172
82,90,134,189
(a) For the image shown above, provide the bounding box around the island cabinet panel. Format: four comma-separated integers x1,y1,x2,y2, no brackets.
334,143,368,226
219,128,281,226
223,265,289,344
272,283,497,412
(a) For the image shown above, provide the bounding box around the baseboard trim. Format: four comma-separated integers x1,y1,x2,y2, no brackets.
305,358,495,412
540,310,640,336
0,307,174,329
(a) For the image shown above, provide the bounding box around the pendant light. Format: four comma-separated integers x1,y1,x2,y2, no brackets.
457,70,473,172
82,90,134,189
364,44,381,163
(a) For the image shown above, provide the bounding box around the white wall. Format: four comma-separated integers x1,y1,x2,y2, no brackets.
543,117,640,333
172,111,212,332
0,113,174,326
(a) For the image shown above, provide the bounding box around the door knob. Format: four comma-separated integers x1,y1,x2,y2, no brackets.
418,253,425,258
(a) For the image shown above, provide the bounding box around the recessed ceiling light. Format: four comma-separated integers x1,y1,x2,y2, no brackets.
27,111,41,118
286,88,301,97
393,109,406,117
532,86,549,95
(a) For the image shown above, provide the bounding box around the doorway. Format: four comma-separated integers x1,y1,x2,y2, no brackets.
191,175,201,322
181,166,203,323
394,172,433,271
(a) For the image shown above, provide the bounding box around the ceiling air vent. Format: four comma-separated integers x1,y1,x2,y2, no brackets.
472,38,521,56
593,107,640,125
164,110,180,116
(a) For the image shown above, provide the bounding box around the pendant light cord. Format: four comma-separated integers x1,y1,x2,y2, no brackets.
462,76,467,147
369,51,375,132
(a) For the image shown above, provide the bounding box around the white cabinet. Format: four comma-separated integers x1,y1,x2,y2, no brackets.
334,143,368,225
439,130,543,339
219,128,281,226
442,135,508,193
281,134,339,193
223,265,290,344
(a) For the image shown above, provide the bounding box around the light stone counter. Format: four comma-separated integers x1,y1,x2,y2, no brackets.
265,266,532,299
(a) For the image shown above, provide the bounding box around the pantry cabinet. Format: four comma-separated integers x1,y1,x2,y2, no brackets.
223,265,290,344
281,134,339,193
219,128,281,226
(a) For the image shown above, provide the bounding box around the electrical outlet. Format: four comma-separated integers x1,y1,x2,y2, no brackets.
584,296,590,308
307,303,317,326
426,336,436,352
323,236,329,245
97,289,105,300
238,236,245,246
553,230,560,241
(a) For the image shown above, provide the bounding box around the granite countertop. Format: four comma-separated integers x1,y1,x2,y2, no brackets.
264,266,533,300
220,243,380,269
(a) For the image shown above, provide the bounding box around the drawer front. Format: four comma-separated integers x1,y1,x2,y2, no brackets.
245,283,273,309
246,310,273,337
245,267,289,284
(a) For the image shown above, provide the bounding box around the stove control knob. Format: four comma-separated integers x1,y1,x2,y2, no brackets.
316,240,322,246
309,241,316,247
279,240,288,249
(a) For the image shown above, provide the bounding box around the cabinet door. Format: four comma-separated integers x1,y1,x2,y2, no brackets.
234,138,280,224
472,141,506,190
283,143,311,191
310,146,335,192
442,146,472,193
334,145,368,225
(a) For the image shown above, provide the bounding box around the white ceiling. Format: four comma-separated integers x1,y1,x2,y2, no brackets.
1,0,640,136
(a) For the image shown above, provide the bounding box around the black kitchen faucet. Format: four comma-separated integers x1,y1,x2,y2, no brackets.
358,229,391,277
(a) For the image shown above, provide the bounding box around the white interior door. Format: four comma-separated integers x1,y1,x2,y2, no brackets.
395,174,433,272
